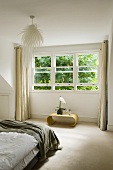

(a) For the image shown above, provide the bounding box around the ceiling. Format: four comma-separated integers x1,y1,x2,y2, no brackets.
0,0,112,46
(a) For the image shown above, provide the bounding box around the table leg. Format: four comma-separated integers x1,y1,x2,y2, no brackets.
70,114,79,127
47,116,55,125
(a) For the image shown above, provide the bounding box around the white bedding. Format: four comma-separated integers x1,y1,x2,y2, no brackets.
14,146,39,170
0,132,38,170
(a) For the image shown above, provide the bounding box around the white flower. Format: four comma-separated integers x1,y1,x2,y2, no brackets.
59,96,66,104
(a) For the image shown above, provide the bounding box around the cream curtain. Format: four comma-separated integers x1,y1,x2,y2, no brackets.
15,47,30,121
98,40,108,130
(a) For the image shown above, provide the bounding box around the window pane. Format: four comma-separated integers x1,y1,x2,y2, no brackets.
78,72,98,83
35,56,51,67
34,86,51,90
79,67,97,71
55,86,74,90
77,86,98,90
55,73,73,83
34,73,50,83
35,68,51,72
56,68,73,72
56,55,73,66
78,54,98,66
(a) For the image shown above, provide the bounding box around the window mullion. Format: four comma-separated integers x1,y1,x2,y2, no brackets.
51,54,55,90
74,53,78,91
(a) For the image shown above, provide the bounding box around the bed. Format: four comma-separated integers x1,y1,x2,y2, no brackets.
0,120,60,170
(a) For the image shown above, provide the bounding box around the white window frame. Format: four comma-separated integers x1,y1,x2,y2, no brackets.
32,54,52,90
54,54,74,90
75,52,100,91
31,50,100,93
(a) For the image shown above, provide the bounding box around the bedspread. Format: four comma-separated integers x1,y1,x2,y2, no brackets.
0,132,38,170
0,120,60,160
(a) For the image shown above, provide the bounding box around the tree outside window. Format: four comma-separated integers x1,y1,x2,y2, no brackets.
32,52,99,91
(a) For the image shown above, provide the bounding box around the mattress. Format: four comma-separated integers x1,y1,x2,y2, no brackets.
14,146,39,170
0,132,38,170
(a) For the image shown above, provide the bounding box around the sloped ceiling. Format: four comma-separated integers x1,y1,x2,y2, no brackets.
0,75,13,92
0,0,112,46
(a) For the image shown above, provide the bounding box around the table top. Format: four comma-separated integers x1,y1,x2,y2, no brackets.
50,113,78,118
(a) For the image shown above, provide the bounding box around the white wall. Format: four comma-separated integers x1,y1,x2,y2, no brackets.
107,18,113,131
30,92,99,123
0,38,15,119
107,2,113,130
30,43,101,123
0,38,15,88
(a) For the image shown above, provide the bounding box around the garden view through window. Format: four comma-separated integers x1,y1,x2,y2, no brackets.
33,52,99,91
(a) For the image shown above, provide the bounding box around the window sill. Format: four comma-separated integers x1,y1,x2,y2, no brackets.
29,90,100,94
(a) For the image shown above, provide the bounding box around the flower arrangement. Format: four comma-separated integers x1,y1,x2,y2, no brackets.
57,96,66,114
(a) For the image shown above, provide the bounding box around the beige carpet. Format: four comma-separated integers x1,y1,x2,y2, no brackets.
31,121,113,170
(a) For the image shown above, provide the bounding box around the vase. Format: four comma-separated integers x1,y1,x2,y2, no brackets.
57,108,63,114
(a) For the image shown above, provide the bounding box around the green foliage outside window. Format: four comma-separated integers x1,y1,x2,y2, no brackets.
55,73,73,83
77,86,98,90
33,53,99,91
35,56,51,67
78,54,98,66
34,73,50,84
77,54,98,91
34,86,51,90
78,72,97,83
55,86,74,90
34,56,51,85
55,55,73,85
56,55,73,66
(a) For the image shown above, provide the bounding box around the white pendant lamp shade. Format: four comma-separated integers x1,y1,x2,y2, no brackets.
21,16,43,48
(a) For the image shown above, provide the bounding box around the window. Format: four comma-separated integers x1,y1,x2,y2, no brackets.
32,51,100,92
76,53,99,91
33,55,51,90
55,55,74,90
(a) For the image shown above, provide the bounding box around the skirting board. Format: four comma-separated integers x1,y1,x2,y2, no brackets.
78,116,97,123
107,125,113,131
31,114,98,123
